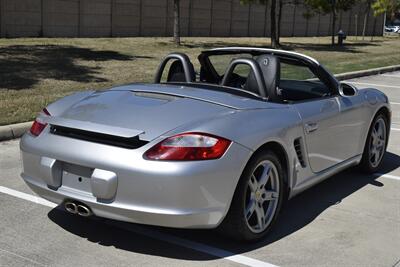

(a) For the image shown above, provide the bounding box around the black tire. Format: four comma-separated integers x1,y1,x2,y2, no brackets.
359,113,388,173
218,150,285,242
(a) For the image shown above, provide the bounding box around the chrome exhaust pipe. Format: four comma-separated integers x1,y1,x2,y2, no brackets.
77,204,92,217
65,201,78,214
64,201,92,217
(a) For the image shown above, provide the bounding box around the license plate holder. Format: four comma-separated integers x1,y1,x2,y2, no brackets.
62,171,92,195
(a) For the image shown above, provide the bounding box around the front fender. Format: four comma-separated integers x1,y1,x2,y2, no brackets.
359,88,391,151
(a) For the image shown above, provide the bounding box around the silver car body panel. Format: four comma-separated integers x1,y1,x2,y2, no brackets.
20,52,391,229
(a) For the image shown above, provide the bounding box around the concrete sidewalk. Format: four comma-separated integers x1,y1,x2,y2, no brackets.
0,122,32,141
336,64,400,80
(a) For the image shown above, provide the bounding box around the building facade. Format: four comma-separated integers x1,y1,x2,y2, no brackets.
0,0,384,38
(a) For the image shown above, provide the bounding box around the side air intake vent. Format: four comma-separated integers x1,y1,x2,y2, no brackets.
294,138,306,168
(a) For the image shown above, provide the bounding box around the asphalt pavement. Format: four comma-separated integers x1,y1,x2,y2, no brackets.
0,72,399,267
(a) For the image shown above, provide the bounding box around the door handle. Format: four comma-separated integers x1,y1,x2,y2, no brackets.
305,122,318,133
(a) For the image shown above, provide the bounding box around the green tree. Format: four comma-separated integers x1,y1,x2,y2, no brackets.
372,0,400,21
304,0,356,45
240,0,279,48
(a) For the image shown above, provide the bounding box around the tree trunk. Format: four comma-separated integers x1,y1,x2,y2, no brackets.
370,16,377,41
362,3,370,40
277,0,283,47
173,0,180,45
331,10,336,45
270,0,277,48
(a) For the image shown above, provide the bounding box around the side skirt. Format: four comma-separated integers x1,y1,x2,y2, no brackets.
288,155,362,198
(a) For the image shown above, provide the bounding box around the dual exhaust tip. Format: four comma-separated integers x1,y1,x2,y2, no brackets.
64,201,92,217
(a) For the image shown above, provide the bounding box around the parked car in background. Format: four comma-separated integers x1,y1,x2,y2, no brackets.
385,24,400,34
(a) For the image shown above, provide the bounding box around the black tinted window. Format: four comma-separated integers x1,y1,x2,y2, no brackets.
279,62,331,102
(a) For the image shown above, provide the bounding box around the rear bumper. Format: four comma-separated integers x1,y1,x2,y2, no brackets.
22,174,226,228
20,132,251,228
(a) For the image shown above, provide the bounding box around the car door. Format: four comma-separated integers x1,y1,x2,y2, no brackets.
295,94,365,173
280,62,362,173
334,83,367,160
294,97,343,173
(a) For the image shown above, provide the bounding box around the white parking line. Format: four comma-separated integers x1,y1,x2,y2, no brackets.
347,82,400,89
115,223,276,267
0,247,45,266
381,74,400,78
390,102,400,105
392,128,400,132
0,186,56,208
0,186,277,267
375,173,400,181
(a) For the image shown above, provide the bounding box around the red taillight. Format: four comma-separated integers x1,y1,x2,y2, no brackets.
30,108,50,137
144,133,231,161
30,120,47,136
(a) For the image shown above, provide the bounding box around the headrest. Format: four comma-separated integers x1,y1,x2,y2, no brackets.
256,55,281,102
165,57,196,83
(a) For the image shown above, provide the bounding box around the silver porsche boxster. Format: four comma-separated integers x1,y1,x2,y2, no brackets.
20,47,391,241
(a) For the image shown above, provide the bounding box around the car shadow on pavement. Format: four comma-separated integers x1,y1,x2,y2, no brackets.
47,151,400,261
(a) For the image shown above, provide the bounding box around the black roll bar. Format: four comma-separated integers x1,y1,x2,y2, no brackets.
154,53,194,83
220,58,267,98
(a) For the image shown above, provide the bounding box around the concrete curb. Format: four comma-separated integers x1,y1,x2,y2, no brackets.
0,122,32,141
1,64,400,142
335,64,400,81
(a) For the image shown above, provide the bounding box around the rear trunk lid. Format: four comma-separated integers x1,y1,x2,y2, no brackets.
49,87,236,141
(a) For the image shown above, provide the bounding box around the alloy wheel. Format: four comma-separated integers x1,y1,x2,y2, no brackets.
369,117,386,168
244,160,280,233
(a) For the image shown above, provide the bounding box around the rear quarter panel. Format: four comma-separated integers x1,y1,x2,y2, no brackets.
164,105,306,191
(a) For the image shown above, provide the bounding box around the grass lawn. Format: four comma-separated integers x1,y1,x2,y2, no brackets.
0,36,399,125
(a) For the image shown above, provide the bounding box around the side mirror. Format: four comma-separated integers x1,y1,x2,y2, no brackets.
339,82,358,97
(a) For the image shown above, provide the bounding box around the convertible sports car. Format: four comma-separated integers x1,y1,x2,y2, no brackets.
20,47,391,241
